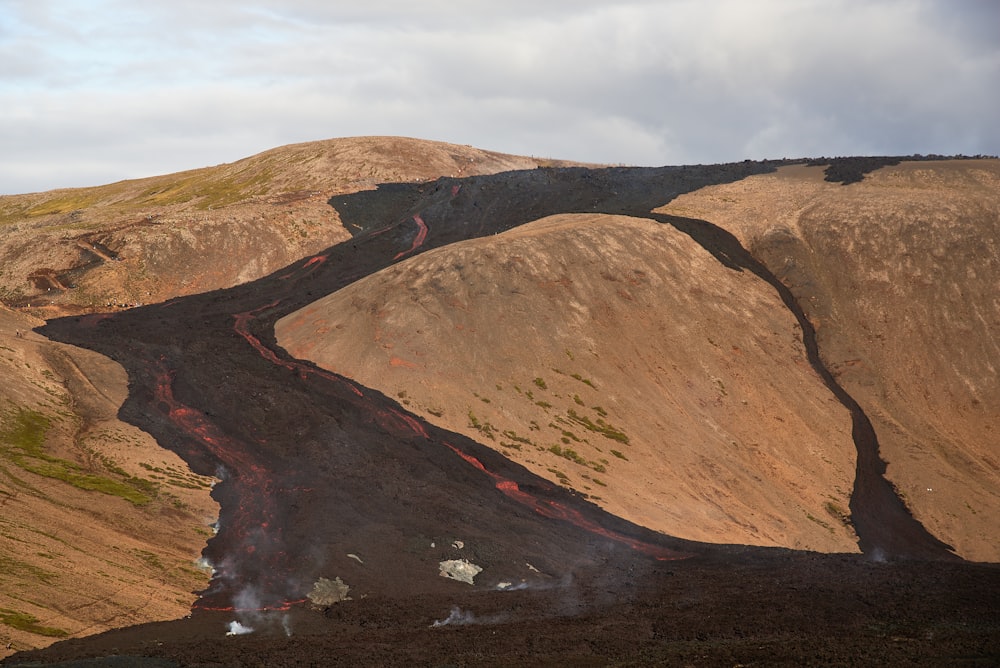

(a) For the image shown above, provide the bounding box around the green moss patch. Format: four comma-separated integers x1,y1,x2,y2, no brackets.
0,608,68,637
1,407,153,505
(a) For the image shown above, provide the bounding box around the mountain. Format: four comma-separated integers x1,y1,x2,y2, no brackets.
1,141,998,665
0,137,584,318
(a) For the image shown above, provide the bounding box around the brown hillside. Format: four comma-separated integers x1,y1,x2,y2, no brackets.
0,137,586,318
276,212,860,552
0,137,589,657
658,161,1000,561
0,305,217,658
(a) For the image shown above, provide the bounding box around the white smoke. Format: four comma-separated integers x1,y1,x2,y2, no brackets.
431,606,506,627
195,556,216,575
226,620,254,636
868,547,888,564
233,586,262,611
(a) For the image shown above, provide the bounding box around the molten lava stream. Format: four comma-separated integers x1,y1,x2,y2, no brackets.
444,443,691,561
233,305,364,397
150,358,303,611
393,214,428,260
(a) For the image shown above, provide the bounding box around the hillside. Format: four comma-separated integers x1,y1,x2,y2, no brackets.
2,146,999,665
0,137,585,318
658,161,1000,560
0,137,586,658
276,159,1000,562
276,212,860,552
0,305,216,653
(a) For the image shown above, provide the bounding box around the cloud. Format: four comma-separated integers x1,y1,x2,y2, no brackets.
1,0,997,194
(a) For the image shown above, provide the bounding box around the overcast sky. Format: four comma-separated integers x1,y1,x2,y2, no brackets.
1,0,998,194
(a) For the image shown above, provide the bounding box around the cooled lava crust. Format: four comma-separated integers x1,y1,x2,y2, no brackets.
9,160,999,666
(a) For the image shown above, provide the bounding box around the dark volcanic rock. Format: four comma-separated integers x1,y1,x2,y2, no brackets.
12,159,997,666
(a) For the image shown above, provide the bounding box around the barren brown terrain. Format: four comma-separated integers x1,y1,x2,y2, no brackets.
659,161,1000,561
0,138,584,659
0,136,582,318
1,141,998,665
0,304,216,654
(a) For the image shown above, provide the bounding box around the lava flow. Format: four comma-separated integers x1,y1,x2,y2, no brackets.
37,160,957,625
393,214,429,260
444,443,691,561
150,356,307,612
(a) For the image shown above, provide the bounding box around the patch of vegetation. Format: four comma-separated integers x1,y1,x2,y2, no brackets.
535,401,552,409
592,406,607,417
501,430,534,446
565,409,630,444
824,501,851,525
135,168,275,210
0,609,68,637
549,444,586,465
132,549,164,570
0,407,153,505
23,191,105,218
467,410,496,441
805,512,835,534
573,394,585,406
561,430,582,443
533,377,547,390
0,555,58,585
570,373,596,388
547,468,569,483
548,445,607,474
610,449,628,461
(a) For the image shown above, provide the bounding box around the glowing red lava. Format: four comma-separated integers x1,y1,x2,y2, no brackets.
195,599,307,613
233,304,364,397
151,358,306,611
444,444,691,561
393,214,429,260
278,253,329,280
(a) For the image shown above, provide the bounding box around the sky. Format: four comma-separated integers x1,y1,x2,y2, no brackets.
1,0,998,195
